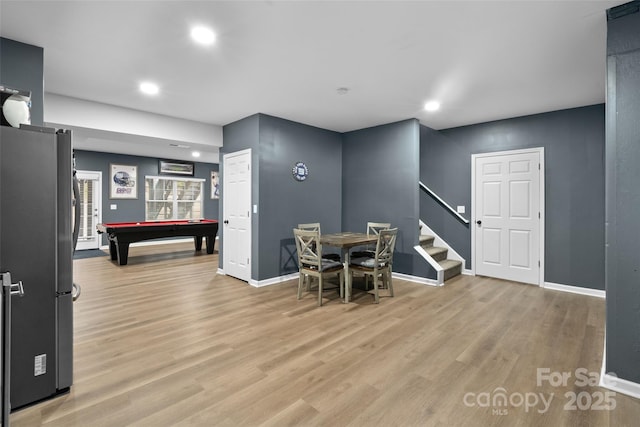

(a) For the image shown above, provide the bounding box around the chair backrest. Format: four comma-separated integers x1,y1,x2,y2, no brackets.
374,227,398,266
293,228,323,269
298,222,321,233
367,222,391,237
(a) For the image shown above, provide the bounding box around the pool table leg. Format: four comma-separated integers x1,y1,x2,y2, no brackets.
108,240,118,261
115,241,130,265
194,236,203,251
205,235,215,254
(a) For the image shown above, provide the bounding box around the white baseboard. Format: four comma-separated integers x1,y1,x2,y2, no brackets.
218,270,442,289
600,373,640,400
599,328,640,399
249,273,298,288
462,269,473,276
214,269,297,288
543,282,605,299
392,272,441,287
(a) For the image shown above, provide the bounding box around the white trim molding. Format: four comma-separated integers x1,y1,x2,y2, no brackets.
215,268,297,288
392,272,440,287
249,273,299,288
223,271,442,289
543,282,605,299
413,245,444,285
414,220,468,286
600,334,640,399
600,373,640,400
419,220,466,269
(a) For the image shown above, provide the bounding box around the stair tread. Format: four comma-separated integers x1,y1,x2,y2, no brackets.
439,259,462,269
426,246,447,254
419,235,435,246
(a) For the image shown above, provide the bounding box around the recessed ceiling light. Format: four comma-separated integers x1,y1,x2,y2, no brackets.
191,26,216,45
424,100,440,112
139,82,159,95
192,151,201,158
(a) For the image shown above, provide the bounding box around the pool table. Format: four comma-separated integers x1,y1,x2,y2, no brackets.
96,219,219,265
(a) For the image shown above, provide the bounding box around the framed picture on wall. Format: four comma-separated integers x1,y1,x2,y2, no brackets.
159,159,195,176
109,164,138,199
211,171,219,199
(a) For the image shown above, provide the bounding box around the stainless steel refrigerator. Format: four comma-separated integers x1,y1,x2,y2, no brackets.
0,125,75,411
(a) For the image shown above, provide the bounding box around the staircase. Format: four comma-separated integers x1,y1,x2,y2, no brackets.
419,234,462,282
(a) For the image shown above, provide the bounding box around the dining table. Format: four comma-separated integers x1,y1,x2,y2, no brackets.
320,232,378,303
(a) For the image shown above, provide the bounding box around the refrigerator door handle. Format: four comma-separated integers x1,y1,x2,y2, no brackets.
2,271,24,425
10,280,24,297
2,273,24,298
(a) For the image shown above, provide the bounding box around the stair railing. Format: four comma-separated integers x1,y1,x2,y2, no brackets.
419,181,469,225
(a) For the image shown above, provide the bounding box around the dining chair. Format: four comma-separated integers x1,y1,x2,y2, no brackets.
350,222,391,290
293,228,344,306
297,222,341,261
352,222,391,258
349,227,398,304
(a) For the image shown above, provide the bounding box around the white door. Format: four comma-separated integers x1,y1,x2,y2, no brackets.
472,149,543,285
75,170,102,250
223,149,252,282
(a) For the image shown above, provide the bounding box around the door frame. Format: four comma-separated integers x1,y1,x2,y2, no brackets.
222,148,252,282
471,147,545,286
75,170,103,250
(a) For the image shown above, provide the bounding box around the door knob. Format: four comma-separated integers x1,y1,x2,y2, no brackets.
476,220,482,226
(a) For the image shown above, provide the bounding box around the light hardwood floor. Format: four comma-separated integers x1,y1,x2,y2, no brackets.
11,242,640,426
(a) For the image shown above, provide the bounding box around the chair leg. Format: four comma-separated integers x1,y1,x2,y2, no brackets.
387,269,394,297
372,271,380,304
318,276,323,306
339,271,344,299
297,273,304,300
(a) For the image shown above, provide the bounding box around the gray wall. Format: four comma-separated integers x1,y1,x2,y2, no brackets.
74,150,219,245
259,115,342,279
222,115,427,281
220,114,261,276
343,119,429,277
420,104,606,289
222,114,343,281
0,37,44,126
605,1,640,384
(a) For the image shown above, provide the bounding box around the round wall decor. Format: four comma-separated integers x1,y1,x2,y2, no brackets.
292,161,309,181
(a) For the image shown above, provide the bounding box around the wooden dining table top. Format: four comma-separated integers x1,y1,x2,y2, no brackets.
320,232,377,248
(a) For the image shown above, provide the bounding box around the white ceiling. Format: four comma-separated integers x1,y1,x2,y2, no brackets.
0,0,626,138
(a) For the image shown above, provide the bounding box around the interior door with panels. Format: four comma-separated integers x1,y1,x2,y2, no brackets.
222,149,252,282
473,149,543,285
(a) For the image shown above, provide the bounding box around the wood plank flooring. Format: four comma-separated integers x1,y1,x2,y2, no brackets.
11,242,640,426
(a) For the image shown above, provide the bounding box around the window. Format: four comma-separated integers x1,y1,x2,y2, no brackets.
145,176,204,221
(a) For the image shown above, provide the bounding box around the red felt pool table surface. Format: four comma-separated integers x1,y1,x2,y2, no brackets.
96,219,219,265
100,219,218,228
